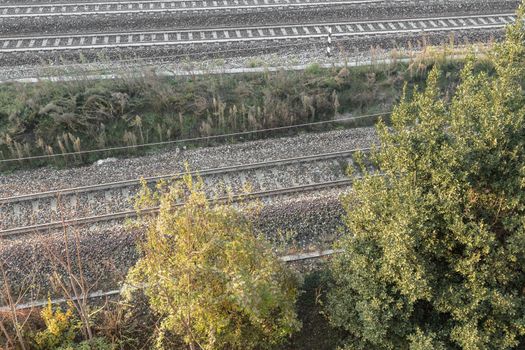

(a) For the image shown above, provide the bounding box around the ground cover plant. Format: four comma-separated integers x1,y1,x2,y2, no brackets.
1,269,337,350
327,4,525,349
0,54,464,171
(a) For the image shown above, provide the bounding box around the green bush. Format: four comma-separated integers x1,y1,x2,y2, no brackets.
32,301,78,350
327,4,525,350
56,338,114,350
126,174,301,350
32,301,113,350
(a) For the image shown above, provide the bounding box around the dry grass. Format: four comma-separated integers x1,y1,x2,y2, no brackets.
0,43,486,172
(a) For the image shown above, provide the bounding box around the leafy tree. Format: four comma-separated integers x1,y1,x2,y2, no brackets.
126,174,301,350
327,4,525,350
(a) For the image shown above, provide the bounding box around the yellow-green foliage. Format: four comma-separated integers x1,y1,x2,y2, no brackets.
33,301,77,350
126,173,301,350
328,3,525,350
30,301,114,350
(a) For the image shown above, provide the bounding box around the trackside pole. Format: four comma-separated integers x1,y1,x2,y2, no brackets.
326,26,332,57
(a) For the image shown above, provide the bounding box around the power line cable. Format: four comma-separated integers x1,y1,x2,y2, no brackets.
0,112,390,163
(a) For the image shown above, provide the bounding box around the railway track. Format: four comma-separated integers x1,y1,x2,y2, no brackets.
0,180,355,237
1,248,340,312
0,13,515,54
1,0,505,11
0,149,366,237
0,0,385,18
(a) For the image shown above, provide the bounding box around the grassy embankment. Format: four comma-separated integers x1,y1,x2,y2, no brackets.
0,55,477,172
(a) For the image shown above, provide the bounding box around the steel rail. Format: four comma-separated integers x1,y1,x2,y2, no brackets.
0,178,355,237
0,148,367,204
1,249,342,311
1,12,514,39
0,13,515,53
0,0,384,18
1,0,378,8
0,149,364,233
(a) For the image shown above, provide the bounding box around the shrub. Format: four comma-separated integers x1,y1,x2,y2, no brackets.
31,301,114,350
327,4,525,349
33,301,77,350
126,174,301,350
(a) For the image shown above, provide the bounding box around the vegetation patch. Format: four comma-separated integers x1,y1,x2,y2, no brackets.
0,57,466,171
327,9,525,349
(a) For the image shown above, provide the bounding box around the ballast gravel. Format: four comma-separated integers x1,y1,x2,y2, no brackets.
1,187,350,301
2,0,518,36
0,127,378,198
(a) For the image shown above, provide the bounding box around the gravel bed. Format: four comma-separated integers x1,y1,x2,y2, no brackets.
287,254,332,274
4,0,148,3
0,28,505,69
0,127,378,198
0,46,364,81
256,187,347,249
1,1,518,36
0,29,504,81
1,155,349,229
0,222,141,302
0,187,349,302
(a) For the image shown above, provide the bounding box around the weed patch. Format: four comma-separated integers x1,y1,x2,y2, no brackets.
0,59,469,171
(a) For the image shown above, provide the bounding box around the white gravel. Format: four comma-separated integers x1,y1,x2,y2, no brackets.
0,127,378,198
1,186,352,301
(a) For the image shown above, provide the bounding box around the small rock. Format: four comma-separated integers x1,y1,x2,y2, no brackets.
94,157,118,166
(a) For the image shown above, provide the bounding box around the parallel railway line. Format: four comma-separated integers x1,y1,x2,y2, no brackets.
1,248,340,311
1,0,494,8
0,149,367,236
0,179,355,237
0,13,515,54
0,0,385,18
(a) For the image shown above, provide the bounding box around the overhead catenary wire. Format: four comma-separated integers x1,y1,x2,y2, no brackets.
0,111,390,164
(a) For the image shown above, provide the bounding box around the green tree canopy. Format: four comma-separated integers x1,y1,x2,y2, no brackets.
327,4,525,349
126,174,300,350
